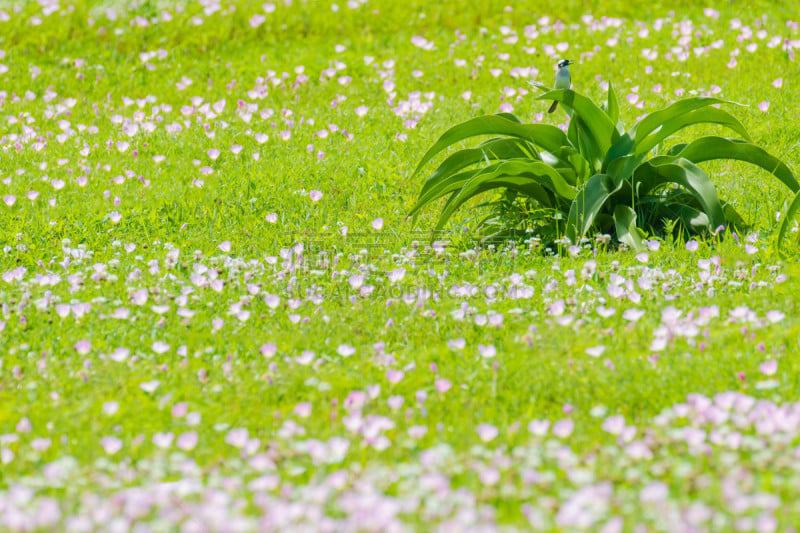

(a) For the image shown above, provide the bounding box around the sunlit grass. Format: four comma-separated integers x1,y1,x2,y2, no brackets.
1,1,800,530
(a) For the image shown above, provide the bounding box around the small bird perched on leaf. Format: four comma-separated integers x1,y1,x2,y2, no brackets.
548,59,573,113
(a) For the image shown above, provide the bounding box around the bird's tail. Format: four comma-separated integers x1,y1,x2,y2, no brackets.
547,100,558,114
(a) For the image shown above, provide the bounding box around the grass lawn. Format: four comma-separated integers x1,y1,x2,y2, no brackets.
2,0,800,530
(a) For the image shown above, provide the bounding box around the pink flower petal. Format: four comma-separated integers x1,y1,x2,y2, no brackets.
552,418,574,438
476,423,499,442
759,360,778,376
74,339,91,355
435,379,452,393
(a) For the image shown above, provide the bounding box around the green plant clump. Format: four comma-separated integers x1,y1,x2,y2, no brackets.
412,85,799,250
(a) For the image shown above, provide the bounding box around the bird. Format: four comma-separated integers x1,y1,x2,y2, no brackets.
547,59,573,113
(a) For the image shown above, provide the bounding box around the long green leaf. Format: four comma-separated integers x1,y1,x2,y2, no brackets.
537,89,619,154
434,176,559,233
635,194,710,234
632,97,740,141
777,190,800,255
555,167,578,186
634,107,751,156
420,138,532,195
465,160,575,201
606,154,647,185
539,146,590,184
606,82,620,129
671,136,799,193
634,158,726,230
563,149,591,183
568,115,603,174
410,168,485,217
483,160,577,199
566,173,621,242
414,115,570,175
722,202,746,229
673,204,713,234
613,205,645,252
606,97,738,166
658,195,746,234
495,112,522,123
567,111,579,149
667,143,688,155
605,135,636,168
413,159,574,217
